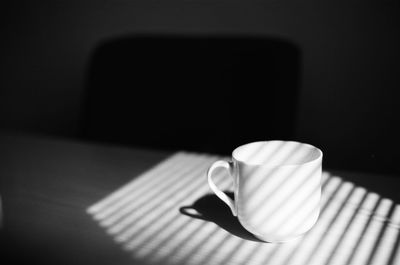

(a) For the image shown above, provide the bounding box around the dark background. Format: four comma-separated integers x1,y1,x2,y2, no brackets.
1,0,400,174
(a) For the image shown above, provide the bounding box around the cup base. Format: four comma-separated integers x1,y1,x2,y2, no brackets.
254,232,306,243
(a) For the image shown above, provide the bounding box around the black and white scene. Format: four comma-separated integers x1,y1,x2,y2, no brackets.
0,1,399,265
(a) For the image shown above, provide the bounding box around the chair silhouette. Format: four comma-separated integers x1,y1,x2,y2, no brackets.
81,35,300,155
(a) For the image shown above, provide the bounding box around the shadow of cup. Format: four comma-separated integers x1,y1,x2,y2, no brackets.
180,192,265,242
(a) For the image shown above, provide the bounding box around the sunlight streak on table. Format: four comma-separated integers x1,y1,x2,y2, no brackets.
87,152,400,265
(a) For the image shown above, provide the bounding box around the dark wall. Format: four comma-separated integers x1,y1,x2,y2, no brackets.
1,1,399,174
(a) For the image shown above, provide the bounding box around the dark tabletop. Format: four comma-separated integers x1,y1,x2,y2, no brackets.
0,132,399,265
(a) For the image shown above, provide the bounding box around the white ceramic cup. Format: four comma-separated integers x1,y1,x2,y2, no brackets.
207,141,323,242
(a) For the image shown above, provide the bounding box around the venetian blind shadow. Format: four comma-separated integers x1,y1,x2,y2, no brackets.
88,151,400,265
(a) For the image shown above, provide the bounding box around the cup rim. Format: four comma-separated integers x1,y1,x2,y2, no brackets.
232,140,323,167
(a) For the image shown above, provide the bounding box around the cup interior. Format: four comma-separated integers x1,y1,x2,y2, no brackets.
232,141,322,167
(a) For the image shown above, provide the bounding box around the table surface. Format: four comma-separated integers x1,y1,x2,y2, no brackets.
0,132,400,265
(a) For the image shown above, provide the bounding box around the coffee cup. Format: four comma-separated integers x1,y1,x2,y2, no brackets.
207,140,323,242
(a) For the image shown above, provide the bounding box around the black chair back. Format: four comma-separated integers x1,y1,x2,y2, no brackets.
82,35,300,155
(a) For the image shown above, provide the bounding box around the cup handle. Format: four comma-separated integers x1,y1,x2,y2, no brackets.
207,160,237,216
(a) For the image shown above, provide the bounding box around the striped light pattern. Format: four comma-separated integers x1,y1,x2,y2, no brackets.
87,152,400,265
